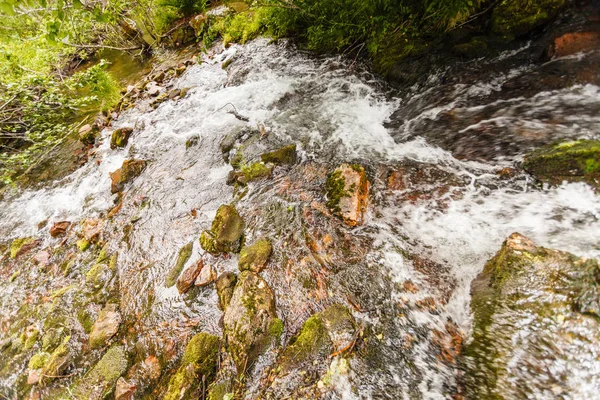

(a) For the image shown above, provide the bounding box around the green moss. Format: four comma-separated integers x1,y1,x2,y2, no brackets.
23,329,39,350
523,140,600,188
42,335,71,378
491,0,565,39
77,308,96,334
268,318,284,339
166,241,194,287
77,238,90,251
260,144,297,165
238,162,273,183
286,314,329,362
200,230,218,253
96,247,110,264
110,127,132,149
207,382,231,400
326,170,348,213
10,237,36,258
51,284,75,299
238,238,272,272
72,345,128,398
9,270,20,282
28,351,51,370
42,328,66,352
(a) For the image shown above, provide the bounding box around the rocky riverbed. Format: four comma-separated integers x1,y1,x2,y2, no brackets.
1,10,600,399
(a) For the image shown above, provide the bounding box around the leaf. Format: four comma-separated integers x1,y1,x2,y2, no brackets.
0,2,15,15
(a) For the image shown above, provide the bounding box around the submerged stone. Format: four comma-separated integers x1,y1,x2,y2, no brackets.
72,345,129,399
177,259,203,294
223,271,278,371
10,237,39,259
110,159,147,194
462,233,600,398
41,335,72,380
215,272,237,311
166,242,194,288
163,332,220,400
49,221,71,237
110,127,133,149
523,140,600,189
200,205,245,254
238,238,272,273
260,144,297,165
326,164,369,227
89,303,121,349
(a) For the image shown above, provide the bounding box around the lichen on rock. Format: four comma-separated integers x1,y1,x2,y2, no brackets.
326,164,369,227
238,238,272,273
166,241,194,288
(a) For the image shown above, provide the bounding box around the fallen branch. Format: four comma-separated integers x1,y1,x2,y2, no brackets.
62,42,143,52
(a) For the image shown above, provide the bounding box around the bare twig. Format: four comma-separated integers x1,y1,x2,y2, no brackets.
61,42,143,52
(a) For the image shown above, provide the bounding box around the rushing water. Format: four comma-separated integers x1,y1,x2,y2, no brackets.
1,38,599,399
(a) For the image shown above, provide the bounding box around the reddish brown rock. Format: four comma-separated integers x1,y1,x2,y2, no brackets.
82,219,104,242
89,304,121,349
176,260,204,294
115,377,136,400
50,221,71,237
110,159,147,194
326,164,370,227
194,264,216,287
549,31,600,59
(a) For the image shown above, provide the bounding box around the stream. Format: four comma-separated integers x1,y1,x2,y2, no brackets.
1,37,599,399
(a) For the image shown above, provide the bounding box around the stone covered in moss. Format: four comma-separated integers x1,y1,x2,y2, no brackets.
228,162,273,185
223,271,278,371
110,159,147,194
41,335,72,380
260,144,297,165
163,332,220,400
238,238,272,273
523,140,600,189
200,205,245,254
326,164,369,227
28,351,50,370
491,0,565,39
10,237,38,259
72,345,129,399
165,241,194,288
215,272,237,311
110,127,133,149
462,233,600,398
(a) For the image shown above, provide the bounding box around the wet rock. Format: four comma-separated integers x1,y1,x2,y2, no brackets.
115,377,136,400
89,304,121,349
548,31,600,59
227,162,273,185
238,238,272,273
260,144,297,165
326,164,369,227
177,259,203,294
72,345,128,399
33,251,50,266
200,205,245,254
266,304,356,396
110,159,147,194
462,233,600,398
82,218,105,242
41,336,72,380
10,238,39,259
145,81,162,96
163,333,220,400
195,263,216,287
79,124,98,145
223,271,278,371
49,221,70,237
215,272,237,311
523,140,600,189
27,368,41,385
110,127,133,149
166,242,194,288
491,0,565,40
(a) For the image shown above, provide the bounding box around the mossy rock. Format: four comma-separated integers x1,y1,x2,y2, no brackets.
229,162,273,185
41,327,66,352
166,242,194,288
523,140,600,189
89,303,121,349
491,0,565,40
72,345,129,399
28,351,51,370
260,144,297,165
10,237,38,259
200,205,245,254
41,335,72,380
238,238,272,273
223,271,278,371
462,233,600,398
110,159,147,194
215,272,237,311
163,333,220,400
110,127,133,149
